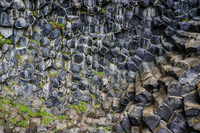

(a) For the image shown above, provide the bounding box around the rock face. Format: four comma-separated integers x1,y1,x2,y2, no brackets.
0,0,200,132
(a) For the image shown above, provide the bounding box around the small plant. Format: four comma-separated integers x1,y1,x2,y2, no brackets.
66,122,70,127
41,117,51,126
101,8,105,14
18,104,30,113
51,129,58,133
58,115,69,121
29,39,34,43
92,70,103,77
182,18,189,22
37,110,51,117
91,124,98,128
103,126,112,131
34,29,38,33
91,94,95,99
49,22,65,30
112,111,116,116
0,122,4,126
41,99,45,103
28,110,37,117
49,72,58,77
33,11,37,17
0,35,12,47
69,101,86,113
9,118,17,125
94,101,101,108
16,121,28,128
39,83,43,88
17,54,21,66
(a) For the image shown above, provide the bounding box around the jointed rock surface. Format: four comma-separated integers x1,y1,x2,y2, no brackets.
0,0,200,133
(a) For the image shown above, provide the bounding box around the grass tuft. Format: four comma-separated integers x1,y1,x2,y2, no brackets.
69,101,86,114
101,8,105,14
182,18,189,22
0,35,12,47
41,117,51,126
49,22,65,30
18,104,30,113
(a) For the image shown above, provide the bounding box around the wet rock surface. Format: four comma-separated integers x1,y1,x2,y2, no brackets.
0,0,200,132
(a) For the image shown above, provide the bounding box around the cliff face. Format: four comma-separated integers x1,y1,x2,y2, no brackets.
0,0,200,132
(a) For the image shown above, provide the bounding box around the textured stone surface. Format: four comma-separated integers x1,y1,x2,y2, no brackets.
0,0,200,132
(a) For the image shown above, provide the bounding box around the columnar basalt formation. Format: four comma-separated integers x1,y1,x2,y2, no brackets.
0,0,200,132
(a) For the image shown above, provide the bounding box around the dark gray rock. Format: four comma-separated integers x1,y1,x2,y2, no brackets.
50,29,60,40
57,7,66,17
73,53,85,64
67,38,77,49
0,62,8,73
91,76,99,85
99,47,108,55
52,77,60,88
189,8,200,20
79,79,89,91
164,26,175,37
113,23,121,33
58,69,66,81
127,62,138,72
142,29,152,39
117,54,126,62
180,22,191,31
16,37,28,47
51,2,60,11
42,23,52,37
162,42,174,51
155,103,173,121
121,116,132,133
111,47,120,57
40,37,50,47
80,13,92,24
72,64,80,73
165,0,173,9
41,47,51,58
138,0,149,6
125,11,133,21
15,18,27,29
28,15,35,25
84,0,95,7
0,12,14,26
129,105,143,126
71,83,78,91
153,16,162,26
135,25,144,36
143,114,160,131
61,0,71,8
72,74,80,82
99,58,109,66
68,95,74,103
115,124,125,133
32,32,41,41
20,69,32,80
129,15,141,26
53,60,63,69
23,84,33,96
18,48,28,55
143,51,155,62
167,110,187,133
11,0,25,10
